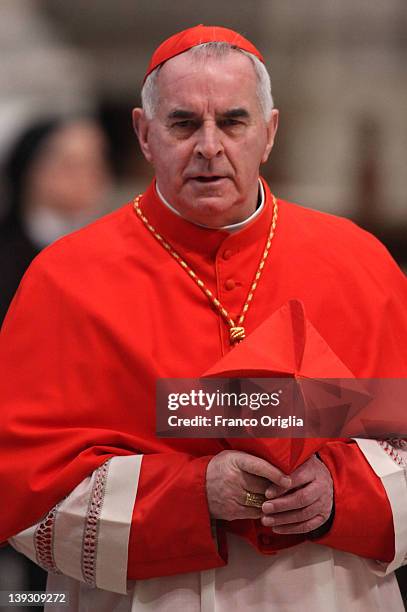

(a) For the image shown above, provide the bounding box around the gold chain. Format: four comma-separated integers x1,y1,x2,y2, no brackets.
133,194,278,345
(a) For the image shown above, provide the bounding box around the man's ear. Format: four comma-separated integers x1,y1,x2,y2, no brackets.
132,108,153,163
261,109,279,164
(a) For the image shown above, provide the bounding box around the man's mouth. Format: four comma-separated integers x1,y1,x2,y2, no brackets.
191,176,225,183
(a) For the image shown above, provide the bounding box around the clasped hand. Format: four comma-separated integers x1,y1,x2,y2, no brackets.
205,450,333,534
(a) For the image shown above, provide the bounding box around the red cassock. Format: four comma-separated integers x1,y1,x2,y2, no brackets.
0,179,406,579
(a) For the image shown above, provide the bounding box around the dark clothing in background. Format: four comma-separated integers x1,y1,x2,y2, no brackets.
0,219,45,606
0,120,62,325
0,221,39,324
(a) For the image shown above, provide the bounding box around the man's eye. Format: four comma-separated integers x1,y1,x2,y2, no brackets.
219,119,244,128
173,120,195,129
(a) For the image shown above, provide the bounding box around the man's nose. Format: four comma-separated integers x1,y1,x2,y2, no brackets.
194,123,223,159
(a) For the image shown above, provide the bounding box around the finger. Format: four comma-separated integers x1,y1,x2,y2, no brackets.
264,484,291,499
269,515,328,534
261,500,321,527
235,453,291,488
240,473,270,495
262,481,320,513
285,455,323,490
208,490,263,521
234,507,263,520
241,504,265,517
265,456,327,499
239,489,266,509
227,503,263,521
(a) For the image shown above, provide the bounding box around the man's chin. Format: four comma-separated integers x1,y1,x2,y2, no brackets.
187,176,230,190
181,197,245,228
184,178,231,202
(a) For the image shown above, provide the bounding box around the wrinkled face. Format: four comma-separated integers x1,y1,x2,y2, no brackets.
133,51,278,227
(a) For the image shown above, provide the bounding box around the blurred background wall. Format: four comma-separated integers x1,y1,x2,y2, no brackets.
0,1,406,610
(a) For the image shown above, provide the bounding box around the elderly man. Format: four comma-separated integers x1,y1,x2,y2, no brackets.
0,25,406,612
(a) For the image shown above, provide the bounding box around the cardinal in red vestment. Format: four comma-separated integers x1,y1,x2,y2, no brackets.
0,24,406,612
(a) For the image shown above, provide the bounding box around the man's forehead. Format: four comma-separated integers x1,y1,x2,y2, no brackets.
160,94,257,119
155,51,258,110
159,48,256,82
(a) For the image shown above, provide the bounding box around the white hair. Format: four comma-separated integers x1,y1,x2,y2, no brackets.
141,41,274,121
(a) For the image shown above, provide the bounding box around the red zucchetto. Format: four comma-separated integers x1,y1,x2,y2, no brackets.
144,24,264,82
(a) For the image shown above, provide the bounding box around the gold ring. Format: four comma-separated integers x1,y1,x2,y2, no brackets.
244,491,266,508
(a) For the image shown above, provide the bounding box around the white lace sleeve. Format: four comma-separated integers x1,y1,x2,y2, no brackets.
8,455,143,594
354,438,407,575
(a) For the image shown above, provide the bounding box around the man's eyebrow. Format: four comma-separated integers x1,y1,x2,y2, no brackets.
167,109,197,120
220,108,250,119
167,108,251,120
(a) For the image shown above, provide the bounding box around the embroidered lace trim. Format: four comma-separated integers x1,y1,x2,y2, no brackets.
378,439,407,468
34,503,62,574
378,440,407,567
82,459,111,586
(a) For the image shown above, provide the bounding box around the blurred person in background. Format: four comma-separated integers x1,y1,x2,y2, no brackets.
0,117,112,323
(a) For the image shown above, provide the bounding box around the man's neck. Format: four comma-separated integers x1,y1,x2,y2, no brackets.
155,180,265,233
